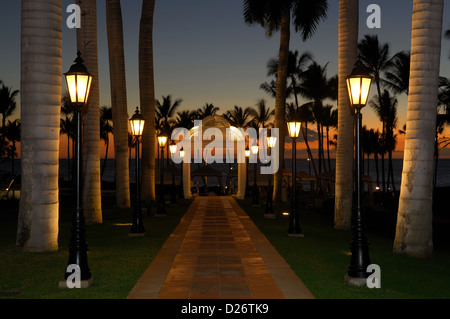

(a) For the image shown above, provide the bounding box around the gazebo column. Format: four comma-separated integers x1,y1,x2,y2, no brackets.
237,162,246,199
183,161,192,198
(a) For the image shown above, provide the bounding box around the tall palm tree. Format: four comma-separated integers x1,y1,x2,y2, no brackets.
196,103,219,119
60,116,75,181
335,0,359,230
76,0,102,224
106,0,131,208
140,0,157,203
251,99,275,129
156,95,182,134
17,0,62,252
175,110,195,130
370,90,399,191
383,51,411,95
223,105,256,129
243,0,328,202
394,0,444,258
298,61,337,174
321,105,338,171
0,84,19,130
100,106,113,181
358,34,396,193
4,119,21,177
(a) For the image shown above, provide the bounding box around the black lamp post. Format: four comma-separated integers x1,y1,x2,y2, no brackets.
264,136,277,218
179,149,185,198
251,145,259,206
129,107,145,236
345,62,373,284
287,121,303,237
245,148,250,198
169,143,177,204
156,135,168,216
62,51,93,287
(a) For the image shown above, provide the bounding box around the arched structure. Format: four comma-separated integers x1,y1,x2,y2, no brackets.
182,115,247,199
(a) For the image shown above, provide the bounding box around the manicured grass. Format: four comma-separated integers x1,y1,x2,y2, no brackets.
2,194,450,299
0,196,192,299
237,198,450,299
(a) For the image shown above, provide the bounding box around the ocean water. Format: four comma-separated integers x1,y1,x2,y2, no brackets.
2,158,450,190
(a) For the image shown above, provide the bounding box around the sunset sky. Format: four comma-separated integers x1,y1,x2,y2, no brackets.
1,0,450,159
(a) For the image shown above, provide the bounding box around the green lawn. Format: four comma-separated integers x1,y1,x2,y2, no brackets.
237,198,450,299
0,196,192,299
1,194,450,299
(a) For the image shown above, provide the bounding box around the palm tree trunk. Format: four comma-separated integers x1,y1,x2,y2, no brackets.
17,0,62,251
106,0,131,208
393,0,444,258
273,7,290,203
76,0,103,224
335,0,358,230
140,0,157,203
101,140,109,181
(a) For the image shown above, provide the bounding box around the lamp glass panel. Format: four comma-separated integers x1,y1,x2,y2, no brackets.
267,136,277,148
287,122,301,138
158,136,168,148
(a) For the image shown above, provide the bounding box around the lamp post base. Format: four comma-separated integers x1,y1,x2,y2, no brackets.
58,277,93,289
345,274,367,287
288,233,304,238
128,232,145,237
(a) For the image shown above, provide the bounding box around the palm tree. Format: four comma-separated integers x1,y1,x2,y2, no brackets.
17,0,62,252
298,61,337,174
4,119,21,177
106,0,131,208
0,84,19,130
196,103,219,119
175,110,195,130
60,116,75,181
156,95,182,134
335,0,359,230
76,0,102,224
321,105,338,171
251,99,275,129
383,51,411,95
263,50,312,108
223,105,256,129
100,106,113,181
243,0,329,202
394,0,444,258
358,34,396,193
139,0,157,203
370,90,399,191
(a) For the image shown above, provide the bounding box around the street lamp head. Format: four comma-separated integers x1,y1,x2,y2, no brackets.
251,145,258,155
267,136,277,148
245,149,250,158
287,121,301,138
169,143,177,155
346,62,372,109
158,135,168,149
64,51,93,106
129,106,145,137
179,149,185,158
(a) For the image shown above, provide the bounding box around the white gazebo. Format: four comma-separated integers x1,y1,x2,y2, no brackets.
181,115,247,199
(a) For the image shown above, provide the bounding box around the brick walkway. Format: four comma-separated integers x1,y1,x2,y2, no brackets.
127,196,314,299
